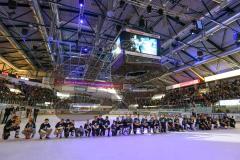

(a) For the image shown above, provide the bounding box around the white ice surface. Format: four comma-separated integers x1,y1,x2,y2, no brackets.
0,115,240,160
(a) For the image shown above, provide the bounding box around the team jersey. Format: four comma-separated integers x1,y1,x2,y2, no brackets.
133,118,140,125
84,123,92,130
159,117,166,123
25,122,36,129
98,118,105,127
104,119,110,128
55,122,64,128
153,119,159,126
148,118,154,126
39,123,51,131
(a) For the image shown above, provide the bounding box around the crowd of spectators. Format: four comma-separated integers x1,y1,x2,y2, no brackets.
0,78,104,109
19,83,57,105
0,79,25,104
1,77,240,109
0,78,58,106
151,79,240,107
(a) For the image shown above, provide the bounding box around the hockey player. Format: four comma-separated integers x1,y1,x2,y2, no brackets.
153,116,160,133
76,125,84,137
141,116,148,134
84,120,92,137
148,116,154,133
182,115,188,130
39,118,52,139
69,120,76,136
22,117,36,139
133,115,141,134
111,121,117,136
98,115,105,136
92,116,100,136
64,119,71,138
174,116,182,131
159,115,167,133
116,117,122,135
2,115,21,140
54,119,65,138
126,115,133,135
104,116,111,136
167,116,174,131
229,116,236,128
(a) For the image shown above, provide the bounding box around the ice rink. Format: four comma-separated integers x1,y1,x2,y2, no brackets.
0,115,240,160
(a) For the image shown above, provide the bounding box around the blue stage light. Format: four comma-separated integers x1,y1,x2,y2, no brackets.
79,0,84,7
80,18,84,24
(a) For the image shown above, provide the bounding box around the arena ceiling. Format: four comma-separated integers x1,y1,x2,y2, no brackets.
0,0,240,88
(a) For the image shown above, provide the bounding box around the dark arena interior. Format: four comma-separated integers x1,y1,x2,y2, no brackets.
0,0,240,160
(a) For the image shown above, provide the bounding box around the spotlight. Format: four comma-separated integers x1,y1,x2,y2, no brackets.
79,0,84,7
158,8,163,15
196,20,204,30
197,50,203,60
191,19,204,34
190,29,199,35
192,19,197,25
233,32,240,44
139,16,145,28
119,0,125,8
82,47,88,53
171,42,178,48
116,25,122,33
80,16,84,24
169,0,177,4
175,16,180,22
8,0,17,10
149,26,153,32
175,37,180,41
21,28,28,36
147,5,152,14
32,45,38,50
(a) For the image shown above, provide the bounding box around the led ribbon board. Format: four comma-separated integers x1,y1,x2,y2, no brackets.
219,99,240,106
166,79,200,90
62,79,123,89
204,68,240,82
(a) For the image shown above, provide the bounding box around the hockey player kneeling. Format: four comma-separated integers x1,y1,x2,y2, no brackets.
75,125,84,137
111,121,117,136
2,115,21,140
22,117,36,139
39,118,52,139
54,119,65,138
133,116,141,134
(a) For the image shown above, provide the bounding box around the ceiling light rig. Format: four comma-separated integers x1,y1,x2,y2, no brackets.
21,28,29,36
147,5,152,14
158,9,163,15
139,16,146,28
77,0,85,49
123,0,193,20
8,0,17,10
190,19,204,35
119,0,125,8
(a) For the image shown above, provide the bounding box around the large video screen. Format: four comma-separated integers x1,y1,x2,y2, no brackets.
120,31,160,56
